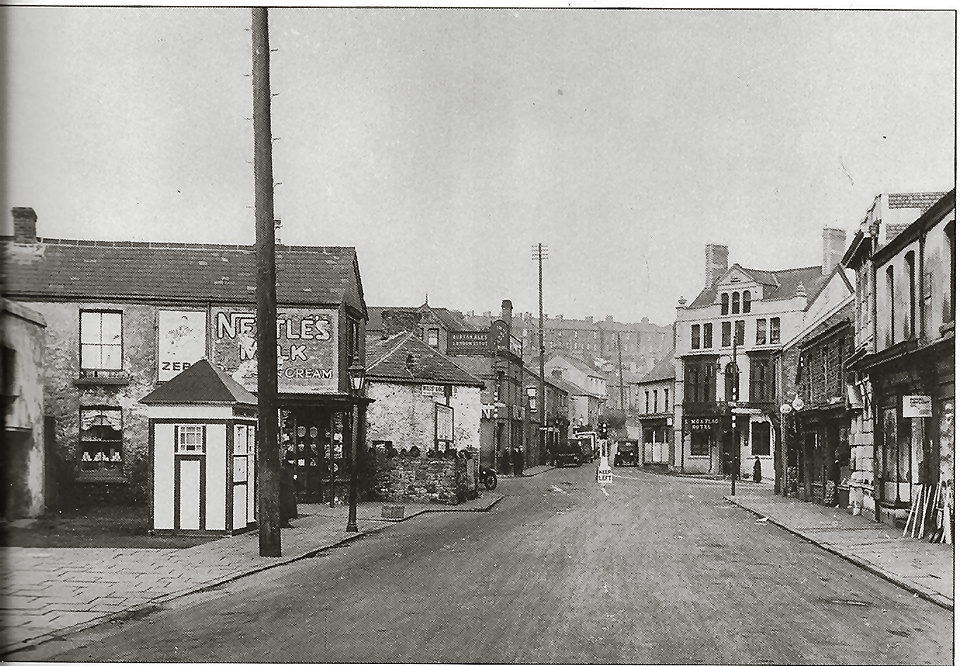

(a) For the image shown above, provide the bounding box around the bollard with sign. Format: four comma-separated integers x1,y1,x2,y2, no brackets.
597,437,613,484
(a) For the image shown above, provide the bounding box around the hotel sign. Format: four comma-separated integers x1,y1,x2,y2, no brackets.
687,416,720,431
210,307,338,393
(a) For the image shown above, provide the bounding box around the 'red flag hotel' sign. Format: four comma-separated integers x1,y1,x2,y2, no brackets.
157,307,339,393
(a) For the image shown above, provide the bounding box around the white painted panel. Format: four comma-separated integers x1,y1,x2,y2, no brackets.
205,424,227,531
153,423,175,530
247,426,257,521
178,458,201,530
233,484,247,530
147,405,234,420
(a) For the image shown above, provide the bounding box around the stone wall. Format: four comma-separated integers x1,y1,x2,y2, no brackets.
369,451,478,505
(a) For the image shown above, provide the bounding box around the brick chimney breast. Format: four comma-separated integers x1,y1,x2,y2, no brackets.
705,244,729,288
12,207,38,244
822,228,847,276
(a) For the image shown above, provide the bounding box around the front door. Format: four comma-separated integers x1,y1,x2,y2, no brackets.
280,407,347,503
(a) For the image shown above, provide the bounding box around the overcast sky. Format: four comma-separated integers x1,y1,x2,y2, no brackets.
3,8,955,325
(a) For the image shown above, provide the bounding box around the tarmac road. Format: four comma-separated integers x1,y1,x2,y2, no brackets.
24,465,954,664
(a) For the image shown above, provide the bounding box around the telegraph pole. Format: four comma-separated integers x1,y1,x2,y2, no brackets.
532,244,548,462
252,7,281,557
617,332,625,411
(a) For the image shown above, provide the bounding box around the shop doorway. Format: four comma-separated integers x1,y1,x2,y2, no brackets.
280,407,347,504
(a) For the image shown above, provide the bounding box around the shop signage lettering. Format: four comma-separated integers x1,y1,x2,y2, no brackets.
687,416,719,430
211,307,338,393
903,395,933,418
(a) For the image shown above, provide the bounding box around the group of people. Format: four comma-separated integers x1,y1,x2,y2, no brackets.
502,445,525,477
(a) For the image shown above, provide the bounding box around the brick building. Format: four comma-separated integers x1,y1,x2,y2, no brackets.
674,231,848,479
3,207,368,507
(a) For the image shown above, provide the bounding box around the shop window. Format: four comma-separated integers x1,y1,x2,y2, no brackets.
881,406,913,505
176,425,205,454
703,323,713,348
750,357,772,402
742,291,751,313
691,324,701,350
751,422,771,456
721,321,731,347
770,317,780,344
79,407,124,480
690,431,710,456
80,311,122,371
721,293,729,315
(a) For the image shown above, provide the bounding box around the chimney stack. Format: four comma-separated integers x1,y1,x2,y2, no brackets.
822,228,846,276
12,207,37,244
705,244,729,288
501,299,513,336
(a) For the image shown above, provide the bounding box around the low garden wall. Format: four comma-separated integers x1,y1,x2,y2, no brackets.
369,451,479,505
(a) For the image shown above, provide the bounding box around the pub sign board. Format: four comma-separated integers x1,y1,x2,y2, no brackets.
210,307,339,393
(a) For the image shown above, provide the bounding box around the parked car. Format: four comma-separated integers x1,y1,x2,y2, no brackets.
551,440,583,467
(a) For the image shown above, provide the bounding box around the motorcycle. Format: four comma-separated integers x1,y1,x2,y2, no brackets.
478,464,498,490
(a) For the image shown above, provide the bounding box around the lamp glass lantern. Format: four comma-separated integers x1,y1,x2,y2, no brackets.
348,354,366,393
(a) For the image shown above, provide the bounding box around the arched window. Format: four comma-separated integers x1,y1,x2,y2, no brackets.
742,290,751,313
721,292,729,315
732,291,740,314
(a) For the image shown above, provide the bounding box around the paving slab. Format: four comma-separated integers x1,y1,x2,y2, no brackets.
724,484,953,611
0,489,505,657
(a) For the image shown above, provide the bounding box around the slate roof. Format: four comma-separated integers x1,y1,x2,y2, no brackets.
3,238,366,316
549,374,591,397
365,332,484,387
547,353,604,378
688,264,828,309
140,358,257,405
367,305,479,333
639,349,677,384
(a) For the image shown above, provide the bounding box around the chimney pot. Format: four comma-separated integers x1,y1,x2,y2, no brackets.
12,207,38,244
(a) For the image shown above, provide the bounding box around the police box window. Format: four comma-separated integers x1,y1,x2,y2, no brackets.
79,407,124,480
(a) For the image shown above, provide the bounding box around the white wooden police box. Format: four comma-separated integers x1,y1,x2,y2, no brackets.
141,359,258,534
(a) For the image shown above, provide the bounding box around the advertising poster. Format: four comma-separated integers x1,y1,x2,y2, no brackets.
210,307,338,393
157,310,208,381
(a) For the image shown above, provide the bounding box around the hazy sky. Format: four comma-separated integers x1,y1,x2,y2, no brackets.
3,8,955,325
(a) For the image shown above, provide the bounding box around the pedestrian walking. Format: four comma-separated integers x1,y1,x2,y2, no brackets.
753,457,762,483
513,446,524,477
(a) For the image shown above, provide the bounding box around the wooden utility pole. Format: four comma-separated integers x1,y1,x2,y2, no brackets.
532,244,548,462
252,7,281,557
617,332,625,411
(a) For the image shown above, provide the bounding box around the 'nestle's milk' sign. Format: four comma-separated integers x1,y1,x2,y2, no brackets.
211,307,338,393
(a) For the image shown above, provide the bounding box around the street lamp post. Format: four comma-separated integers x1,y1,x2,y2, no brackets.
346,354,366,533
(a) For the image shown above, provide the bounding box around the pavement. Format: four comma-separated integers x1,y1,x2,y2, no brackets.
723,479,955,611
1,464,953,657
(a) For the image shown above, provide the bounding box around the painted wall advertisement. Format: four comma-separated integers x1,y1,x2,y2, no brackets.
211,307,339,393
157,310,208,381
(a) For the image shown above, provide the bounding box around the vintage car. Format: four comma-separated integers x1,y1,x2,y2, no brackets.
551,440,583,467
613,440,639,466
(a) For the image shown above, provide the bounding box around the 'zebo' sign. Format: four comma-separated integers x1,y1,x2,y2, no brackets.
211,307,338,393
